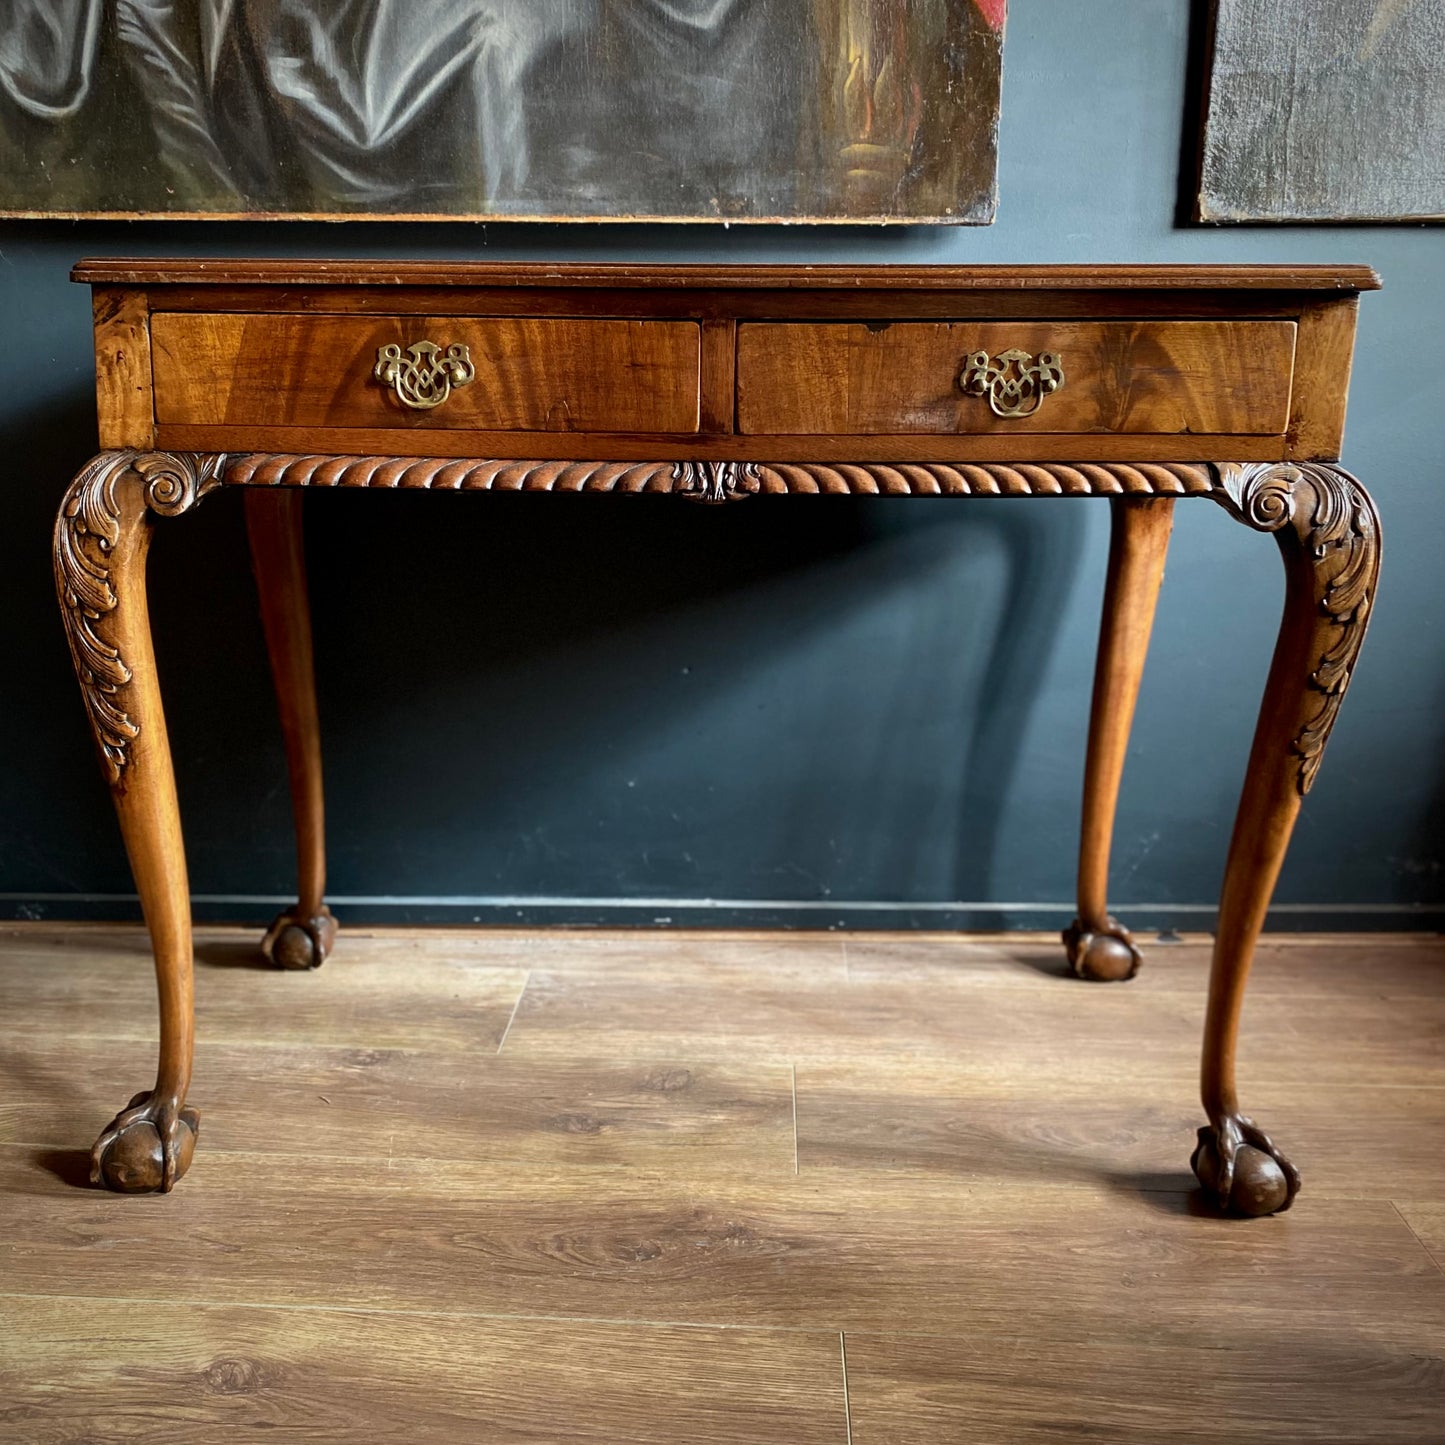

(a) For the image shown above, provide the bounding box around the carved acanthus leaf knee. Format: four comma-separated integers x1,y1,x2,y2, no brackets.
54,451,227,783
1209,462,1380,795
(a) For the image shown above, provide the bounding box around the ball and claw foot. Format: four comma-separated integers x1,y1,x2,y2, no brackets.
1191,1114,1301,1217
260,904,337,970
1063,915,1142,982
91,1089,200,1193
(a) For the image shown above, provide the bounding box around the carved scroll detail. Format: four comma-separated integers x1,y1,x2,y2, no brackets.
1210,462,1380,795
54,451,226,783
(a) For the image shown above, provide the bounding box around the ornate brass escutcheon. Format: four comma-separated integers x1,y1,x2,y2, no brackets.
374,340,476,410
959,348,1065,419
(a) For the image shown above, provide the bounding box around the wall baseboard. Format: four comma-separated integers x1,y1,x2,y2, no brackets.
3,893,1441,934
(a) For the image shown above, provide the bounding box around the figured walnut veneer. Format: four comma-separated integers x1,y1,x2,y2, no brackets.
58,261,1381,1215
736,321,1297,436
153,313,703,434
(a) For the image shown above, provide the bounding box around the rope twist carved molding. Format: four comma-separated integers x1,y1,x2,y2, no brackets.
54,451,227,783
55,451,1375,800
1210,461,1380,795
223,453,1219,499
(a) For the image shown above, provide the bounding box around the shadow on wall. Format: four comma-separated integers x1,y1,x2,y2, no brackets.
8,376,1084,919
1405,686,1445,910
287,487,1085,910
0,394,124,898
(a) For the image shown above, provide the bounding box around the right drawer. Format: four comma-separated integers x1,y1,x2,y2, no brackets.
736,320,1297,436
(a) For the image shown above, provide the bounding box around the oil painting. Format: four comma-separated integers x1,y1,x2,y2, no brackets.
1198,0,1445,222
0,0,1006,223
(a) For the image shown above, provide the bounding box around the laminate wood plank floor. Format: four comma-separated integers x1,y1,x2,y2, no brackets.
1,926,1442,1442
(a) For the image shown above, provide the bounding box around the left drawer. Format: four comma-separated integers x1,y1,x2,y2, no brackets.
151,313,702,434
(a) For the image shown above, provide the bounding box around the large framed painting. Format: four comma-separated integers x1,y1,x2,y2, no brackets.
0,1,1006,224
1198,0,1445,222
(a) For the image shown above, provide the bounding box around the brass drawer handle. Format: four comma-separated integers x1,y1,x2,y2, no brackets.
374,341,476,410
959,348,1064,419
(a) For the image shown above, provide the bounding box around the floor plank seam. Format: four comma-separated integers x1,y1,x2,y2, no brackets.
791,1062,800,1175
1390,1200,1445,1279
2,1290,1437,1348
494,969,532,1054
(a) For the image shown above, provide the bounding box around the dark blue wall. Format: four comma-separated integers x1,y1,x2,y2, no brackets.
4,2,1442,931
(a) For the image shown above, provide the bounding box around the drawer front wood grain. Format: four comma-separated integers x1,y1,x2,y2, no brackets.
736,321,1296,436
152,313,701,434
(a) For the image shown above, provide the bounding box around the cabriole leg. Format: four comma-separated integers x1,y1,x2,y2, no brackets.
1065,496,1174,981
1193,463,1380,1215
55,451,224,1192
245,488,336,970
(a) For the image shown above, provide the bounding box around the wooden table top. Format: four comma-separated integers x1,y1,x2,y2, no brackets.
73,259,1383,292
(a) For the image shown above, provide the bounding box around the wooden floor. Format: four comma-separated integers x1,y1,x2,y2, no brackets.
1,925,1442,1442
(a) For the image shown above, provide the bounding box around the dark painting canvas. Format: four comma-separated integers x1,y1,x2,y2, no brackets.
1199,0,1445,222
0,0,1006,223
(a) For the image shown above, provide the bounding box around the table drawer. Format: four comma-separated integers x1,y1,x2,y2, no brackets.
152,313,701,434
736,321,1296,436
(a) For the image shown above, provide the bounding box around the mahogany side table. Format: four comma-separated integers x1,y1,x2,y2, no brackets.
55,261,1381,1214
